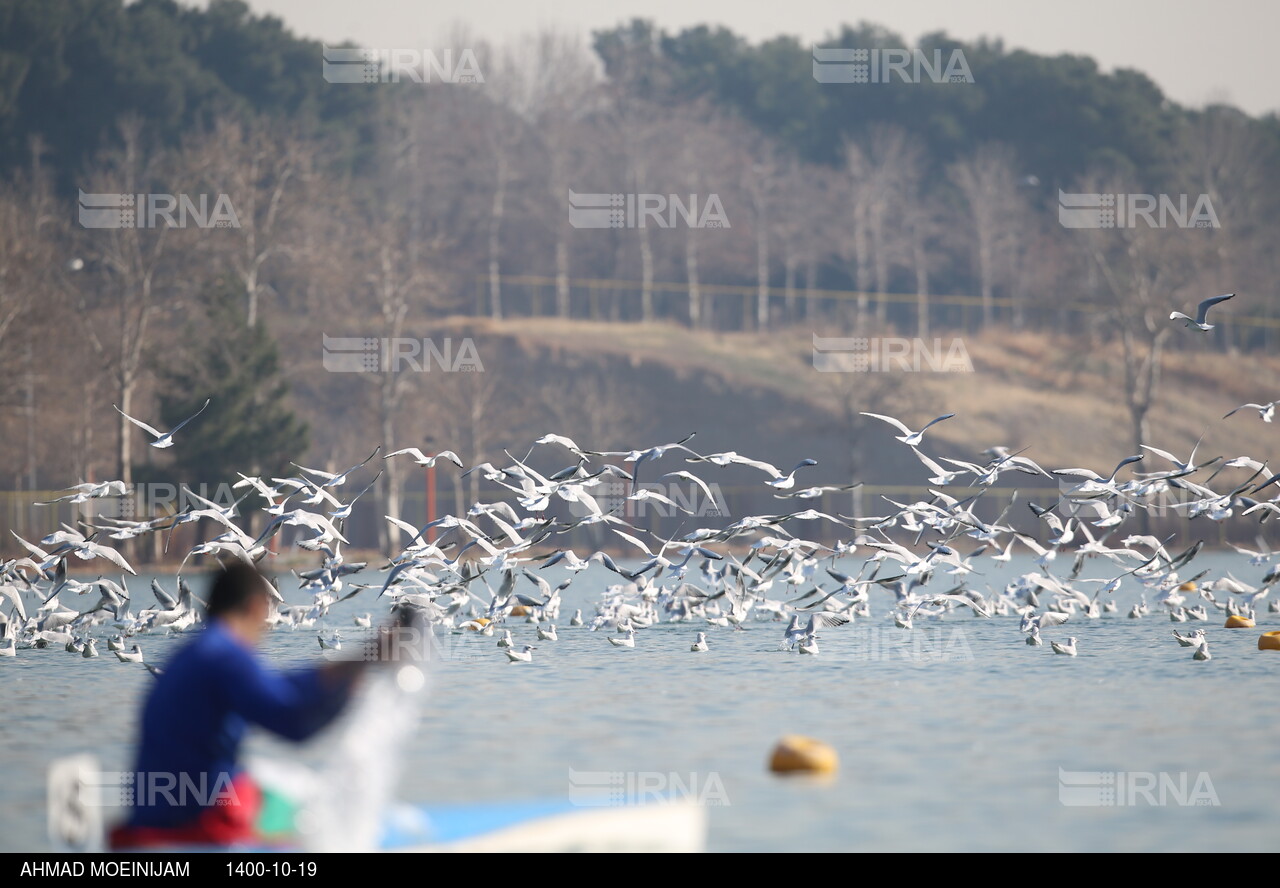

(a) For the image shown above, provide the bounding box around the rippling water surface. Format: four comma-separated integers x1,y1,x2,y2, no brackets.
3,553,1278,851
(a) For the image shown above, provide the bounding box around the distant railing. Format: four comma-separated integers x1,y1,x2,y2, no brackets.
473,274,1279,350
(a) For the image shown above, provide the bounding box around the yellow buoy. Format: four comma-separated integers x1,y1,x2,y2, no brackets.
1225,614,1255,628
1259,631,1280,651
1177,581,1197,593
509,605,530,617
769,735,839,775
466,617,491,631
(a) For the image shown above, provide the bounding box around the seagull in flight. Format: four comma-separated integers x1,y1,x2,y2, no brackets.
1224,400,1276,423
292,446,381,489
114,398,210,449
860,412,956,446
1169,293,1234,331
384,448,464,468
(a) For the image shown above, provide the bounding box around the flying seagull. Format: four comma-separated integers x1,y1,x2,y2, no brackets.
114,398,210,449
384,448,464,468
1224,400,1276,423
293,447,382,489
860,412,956,446
1170,293,1234,332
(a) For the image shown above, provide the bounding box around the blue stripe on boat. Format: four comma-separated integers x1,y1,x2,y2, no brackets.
379,799,581,849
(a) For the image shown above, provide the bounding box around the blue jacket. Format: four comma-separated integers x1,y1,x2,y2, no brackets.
127,621,351,827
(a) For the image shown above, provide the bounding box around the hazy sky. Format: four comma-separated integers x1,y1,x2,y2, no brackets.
226,0,1277,116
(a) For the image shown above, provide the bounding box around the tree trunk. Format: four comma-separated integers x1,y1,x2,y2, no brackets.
755,218,769,330
378,387,400,554
117,372,134,487
853,205,869,331
555,236,570,318
639,225,654,323
685,235,701,328
245,264,259,329
871,206,889,325
978,234,994,329
783,254,796,320
488,153,508,320
805,255,818,322
913,236,930,339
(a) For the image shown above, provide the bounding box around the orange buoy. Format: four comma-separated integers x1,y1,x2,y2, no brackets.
1225,614,1255,628
769,735,839,775
1259,631,1280,651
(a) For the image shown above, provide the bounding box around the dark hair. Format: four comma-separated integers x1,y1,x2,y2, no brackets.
206,562,272,620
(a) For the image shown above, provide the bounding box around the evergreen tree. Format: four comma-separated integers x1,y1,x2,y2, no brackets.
153,274,308,497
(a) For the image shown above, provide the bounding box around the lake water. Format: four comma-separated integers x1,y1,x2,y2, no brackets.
3,552,1278,851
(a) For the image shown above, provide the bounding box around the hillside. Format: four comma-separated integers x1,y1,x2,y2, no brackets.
429,317,1280,476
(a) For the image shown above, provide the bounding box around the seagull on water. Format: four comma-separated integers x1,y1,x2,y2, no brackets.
1192,641,1212,661
505,644,535,663
1169,293,1234,331
1025,625,1042,646
318,632,343,650
797,633,819,655
608,627,636,648
691,631,709,652
1173,629,1206,647
1050,637,1077,656
537,624,558,641
569,609,584,626
782,612,849,648
497,629,514,649
114,644,144,663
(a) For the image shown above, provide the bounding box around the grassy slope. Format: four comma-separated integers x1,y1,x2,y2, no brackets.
443,317,1280,476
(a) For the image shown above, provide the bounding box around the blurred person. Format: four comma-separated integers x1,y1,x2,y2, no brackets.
108,563,373,849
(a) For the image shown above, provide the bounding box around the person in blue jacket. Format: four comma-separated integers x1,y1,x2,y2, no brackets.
110,562,370,848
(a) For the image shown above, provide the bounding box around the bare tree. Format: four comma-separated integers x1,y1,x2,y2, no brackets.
948,143,1025,328
743,141,781,330
1074,175,1207,455
75,120,180,488
1178,106,1268,343
185,117,312,326
0,141,69,488
840,140,873,330
518,31,602,318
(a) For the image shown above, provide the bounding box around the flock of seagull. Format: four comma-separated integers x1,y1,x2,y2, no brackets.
0,291,1274,672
